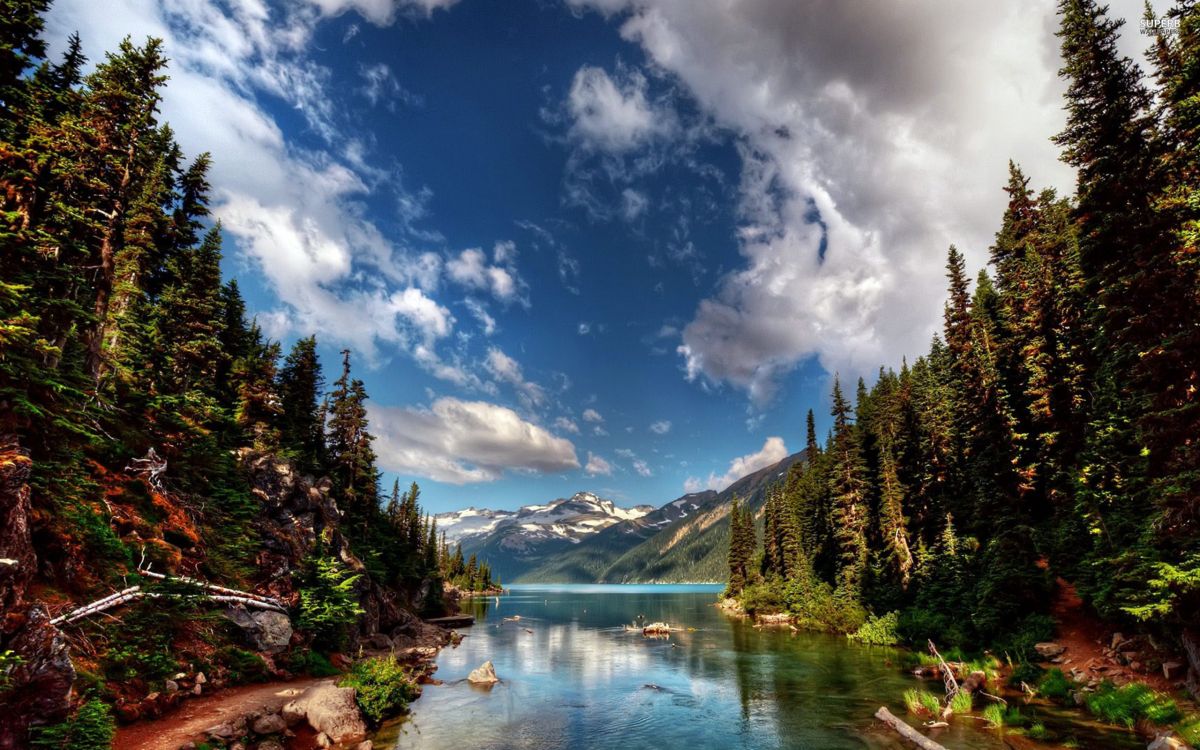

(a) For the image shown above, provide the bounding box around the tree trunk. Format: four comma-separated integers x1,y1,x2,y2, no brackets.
874,707,949,750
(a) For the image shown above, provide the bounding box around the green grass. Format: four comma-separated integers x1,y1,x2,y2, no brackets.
949,690,973,714
982,703,1005,727
1027,722,1049,740
1083,681,1181,728
903,688,942,717
1037,667,1074,701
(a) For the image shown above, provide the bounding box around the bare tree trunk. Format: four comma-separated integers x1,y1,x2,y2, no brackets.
874,707,949,750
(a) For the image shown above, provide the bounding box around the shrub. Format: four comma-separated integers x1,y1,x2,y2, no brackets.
288,650,340,678
1027,722,1049,740
0,650,23,689
848,611,900,646
219,647,268,683
1037,668,1074,702
1007,661,1044,688
297,554,364,651
30,699,115,750
739,580,785,616
338,656,418,724
1084,681,1181,728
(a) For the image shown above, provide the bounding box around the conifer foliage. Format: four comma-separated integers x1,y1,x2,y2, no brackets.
727,0,1200,653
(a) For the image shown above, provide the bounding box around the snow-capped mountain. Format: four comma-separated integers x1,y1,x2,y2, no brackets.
434,492,654,580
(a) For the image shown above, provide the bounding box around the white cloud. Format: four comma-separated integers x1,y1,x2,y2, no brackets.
649,420,671,434
445,244,527,305
684,436,788,492
484,347,547,408
371,397,579,484
566,65,674,153
577,322,591,335
304,0,460,25
567,0,1110,403
554,416,581,434
582,408,604,423
621,187,649,220
359,61,422,109
632,458,652,477
585,452,614,476
463,298,496,336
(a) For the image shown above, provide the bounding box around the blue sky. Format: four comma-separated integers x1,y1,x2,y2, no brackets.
46,0,1163,513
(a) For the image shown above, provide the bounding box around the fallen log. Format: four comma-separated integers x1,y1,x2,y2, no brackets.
874,706,949,750
137,569,285,608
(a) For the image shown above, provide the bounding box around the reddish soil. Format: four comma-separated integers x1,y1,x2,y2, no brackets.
1046,576,1177,692
112,677,331,750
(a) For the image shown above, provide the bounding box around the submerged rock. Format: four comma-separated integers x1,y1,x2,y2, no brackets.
468,660,499,684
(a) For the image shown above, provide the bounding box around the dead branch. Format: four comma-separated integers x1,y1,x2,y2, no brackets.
137,569,285,609
927,640,960,698
875,706,949,750
126,447,167,492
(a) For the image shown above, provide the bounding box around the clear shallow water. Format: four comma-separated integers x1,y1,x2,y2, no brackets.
380,584,1139,750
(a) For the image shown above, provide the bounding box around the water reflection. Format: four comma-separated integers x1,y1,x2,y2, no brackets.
380,585,1139,750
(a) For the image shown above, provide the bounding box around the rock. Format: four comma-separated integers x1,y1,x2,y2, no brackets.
256,742,285,750
195,672,207,684
288,684,368,745
354,742,374,750
1112,632,1125,650
1163,661,1186,681
206,722,241,741
179,744,196,750
468,660,499,685
315,732,333,748
281,700,307,727
961,670,987,694
164,679,179,693
223,606,293,654
251,713,287,735
0,605,77,750
1035,642,1066,658
193,684,203,696
1147,732,1191,750
362,633,393,651
230,743,247,750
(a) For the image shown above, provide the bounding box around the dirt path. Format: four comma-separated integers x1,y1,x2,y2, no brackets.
1048,576,1175,691
113,677,333,750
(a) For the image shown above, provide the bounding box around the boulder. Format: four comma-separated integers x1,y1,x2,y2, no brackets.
224,605,293,654
286,684,367,745
468,660,499,685
362,633,393,651
164,679,179,693
961,670,988,694
1035,642,1066,658
251,713,287,735
1147,732,1191,750
255,741,285,750
280,700,307,727
0,605,76,750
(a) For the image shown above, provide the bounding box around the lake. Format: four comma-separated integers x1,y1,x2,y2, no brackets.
379,584,1140,750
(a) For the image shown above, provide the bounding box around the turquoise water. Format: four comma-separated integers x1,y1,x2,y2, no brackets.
380,584,1139,750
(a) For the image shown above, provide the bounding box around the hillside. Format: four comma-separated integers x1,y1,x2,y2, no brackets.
516,451,806,583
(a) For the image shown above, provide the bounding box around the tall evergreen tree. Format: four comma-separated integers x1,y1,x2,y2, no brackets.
278,335,326,474
829,376,869,599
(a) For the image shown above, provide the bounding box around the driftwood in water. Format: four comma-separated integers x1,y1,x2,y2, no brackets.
874,707,949,750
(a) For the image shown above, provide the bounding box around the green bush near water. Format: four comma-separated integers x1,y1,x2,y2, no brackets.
849,611,901,645
338,656,418,724
1037,667,1074,701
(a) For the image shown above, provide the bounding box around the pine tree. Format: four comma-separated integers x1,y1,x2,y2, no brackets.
326,350,379,528
278,335,326,474
828,376,869,599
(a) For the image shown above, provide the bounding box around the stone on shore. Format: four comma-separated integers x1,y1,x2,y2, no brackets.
283,684,368,745
1035,642,1066,658
468,660,499,685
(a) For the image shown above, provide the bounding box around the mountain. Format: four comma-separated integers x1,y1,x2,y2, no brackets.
434,492,654,581
518,449,805,583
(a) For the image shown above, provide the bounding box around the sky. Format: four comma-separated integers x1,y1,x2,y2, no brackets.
44,0,1169,514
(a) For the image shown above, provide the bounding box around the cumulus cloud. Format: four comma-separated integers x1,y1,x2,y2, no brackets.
568,0,1099,403
484,347,547,408
582,408,604,423
554,416,581,434
649,420,671,434
566,65,675,153
370,397,580,484
617,448,654,477
684,436,788,492
585,452,614,476
445,243,527,305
